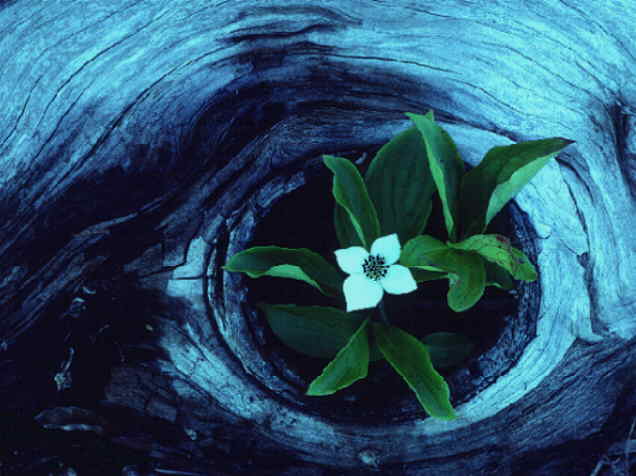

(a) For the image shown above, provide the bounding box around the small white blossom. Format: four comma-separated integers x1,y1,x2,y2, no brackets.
334,233,417,312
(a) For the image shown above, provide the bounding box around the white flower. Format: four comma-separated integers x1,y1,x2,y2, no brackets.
334,233,417,312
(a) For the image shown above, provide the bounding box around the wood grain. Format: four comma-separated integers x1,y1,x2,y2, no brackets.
1,1,635,474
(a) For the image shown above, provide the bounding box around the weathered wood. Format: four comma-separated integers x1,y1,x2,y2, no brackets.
1,1,635,474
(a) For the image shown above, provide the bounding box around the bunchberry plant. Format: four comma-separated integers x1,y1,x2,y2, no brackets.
224,110,574,419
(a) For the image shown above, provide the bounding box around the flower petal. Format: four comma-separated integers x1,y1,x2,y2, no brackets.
370,233,401,265
343,274,384,311
334,246,369,275
380,264,417,295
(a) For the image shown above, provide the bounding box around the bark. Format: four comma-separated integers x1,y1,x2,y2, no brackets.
1,1,635,475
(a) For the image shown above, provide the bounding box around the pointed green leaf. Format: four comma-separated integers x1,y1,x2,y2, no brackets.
448,234,537,282
364,124,435,244
447,233,516,274
400,235,449,272
258,304,382,361
445,250,486,312
410,268,448,283
306,318,370,396
459,137,575,239
223,246,342,297
323,155,380,249
510,246,538,281
422,332,475,369
373,323,456,420
406,111,464,242
484,260,513,290
400,236,486,311
334,202,362,248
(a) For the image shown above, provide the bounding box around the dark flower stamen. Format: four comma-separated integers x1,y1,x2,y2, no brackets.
362,254,389,281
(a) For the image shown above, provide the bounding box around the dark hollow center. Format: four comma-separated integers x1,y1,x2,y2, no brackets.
245,152,519,421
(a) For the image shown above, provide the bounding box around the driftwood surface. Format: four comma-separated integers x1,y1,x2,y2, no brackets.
1,1,635,475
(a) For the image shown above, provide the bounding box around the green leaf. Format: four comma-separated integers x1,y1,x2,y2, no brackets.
306,318,370,396
373,323,456,420
484,260,513,290
364,124,435,244
406,111,464,242
258,304,383,361
323,155,381,249
334,202,362,248
421,332,475,369
459,137,575,239
447,233,516,275
448,234,537,282
223,246,343,297
510,246,538,281
410,268,448,283
400,235,486,311
400,234,449,272
444,250,486,312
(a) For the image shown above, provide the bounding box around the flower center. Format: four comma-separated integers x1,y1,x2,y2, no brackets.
362,254,389,281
